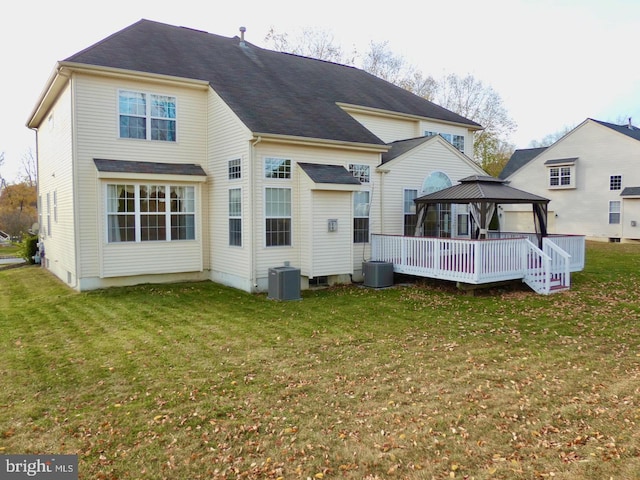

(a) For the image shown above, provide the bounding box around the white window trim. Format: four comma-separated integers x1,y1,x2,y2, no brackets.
105,183,196,243
609,174,622,191
353,189,371,244
228,158,242,180
229,187,243,247
548,165,575,189
264,186,292,247
349,163,371,183
117,89,178,142
609,200,621,225
264,157,292,179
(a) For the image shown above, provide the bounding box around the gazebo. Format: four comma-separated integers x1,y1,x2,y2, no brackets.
413,175,550,247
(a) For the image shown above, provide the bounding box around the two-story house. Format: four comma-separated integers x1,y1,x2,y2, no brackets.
27,19,486,292
499,118,640,243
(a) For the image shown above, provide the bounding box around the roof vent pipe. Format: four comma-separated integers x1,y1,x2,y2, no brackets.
629,117,633,129
239,26,246,45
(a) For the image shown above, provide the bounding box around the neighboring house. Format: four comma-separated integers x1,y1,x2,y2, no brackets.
27,19,486,293
499,118,640,243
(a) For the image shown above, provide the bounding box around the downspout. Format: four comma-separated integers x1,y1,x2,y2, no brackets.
250,136,262,291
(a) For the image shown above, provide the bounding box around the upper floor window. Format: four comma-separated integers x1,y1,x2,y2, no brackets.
228,158,242,180
610,175,622,190
424,131,465,152
349,164,370,183
549,166,572,188
119,90,176,141
264,158,291,179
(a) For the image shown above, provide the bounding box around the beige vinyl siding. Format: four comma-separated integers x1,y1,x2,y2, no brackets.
72,73,208,280
347,111,418,143
252,142,379,289
298,180,353,278
379,137,486,235
207,89,253,289
36,83,78,286
101,241,202,277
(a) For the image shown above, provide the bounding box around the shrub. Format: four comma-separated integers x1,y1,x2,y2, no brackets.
20,235,39,264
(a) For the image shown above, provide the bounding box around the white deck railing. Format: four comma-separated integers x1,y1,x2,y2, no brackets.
371,234,584,293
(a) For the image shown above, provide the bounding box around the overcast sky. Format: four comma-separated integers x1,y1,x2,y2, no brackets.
2,0,639,182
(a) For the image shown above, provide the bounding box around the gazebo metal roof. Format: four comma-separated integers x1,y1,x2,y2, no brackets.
414,175,549,205
413,175,550,243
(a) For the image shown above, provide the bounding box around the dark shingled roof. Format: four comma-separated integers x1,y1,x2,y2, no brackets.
298,163,360,185
94,158,206,176
381,136,433,164
499,147,547,179
621,186,640,196
66,19,481,147
415,175,549,204
593,119,640,142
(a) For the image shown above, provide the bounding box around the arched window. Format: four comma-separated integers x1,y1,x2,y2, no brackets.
421,171,452,195
421,172,453,238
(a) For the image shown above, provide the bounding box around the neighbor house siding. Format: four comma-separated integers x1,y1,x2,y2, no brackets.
72,73,209,284
504,120,640,240
36,82,77,286
207,88,254,290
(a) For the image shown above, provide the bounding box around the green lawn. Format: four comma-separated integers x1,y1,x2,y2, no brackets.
1,242,639,479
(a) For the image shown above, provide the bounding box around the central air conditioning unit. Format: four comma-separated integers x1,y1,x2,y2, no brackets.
268,265,301,301
362,261,394,288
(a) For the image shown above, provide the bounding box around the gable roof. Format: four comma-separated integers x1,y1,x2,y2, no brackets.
61,19,481,147
592,119,640,142
499,147,547,179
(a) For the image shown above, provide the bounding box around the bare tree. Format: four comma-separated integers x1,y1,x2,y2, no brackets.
528,126,574,148
264,27,355,64
20,148,37,187
0,151,5,189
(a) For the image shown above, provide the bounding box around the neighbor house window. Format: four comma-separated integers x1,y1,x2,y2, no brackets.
609,201,621,224
353,191,370,243
228,158,241,180
264,158,291,179
265,187,291,246
610,175,622,190
107,184,195,242
119,90,176,141
549,166,572,187
403,189,418,236
349,164,370,183
229,188,242,246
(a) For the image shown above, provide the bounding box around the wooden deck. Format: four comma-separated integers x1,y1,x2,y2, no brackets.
370,234,585,294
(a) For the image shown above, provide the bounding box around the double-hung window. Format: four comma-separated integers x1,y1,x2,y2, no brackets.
609,201,621,224
228,158,242,180
265,188,291,246
403,189,418,236
107,184,195,242
119,90,176,141
229,188,242,246
353,191,370,243
424,131,464,152
549,166,572,187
